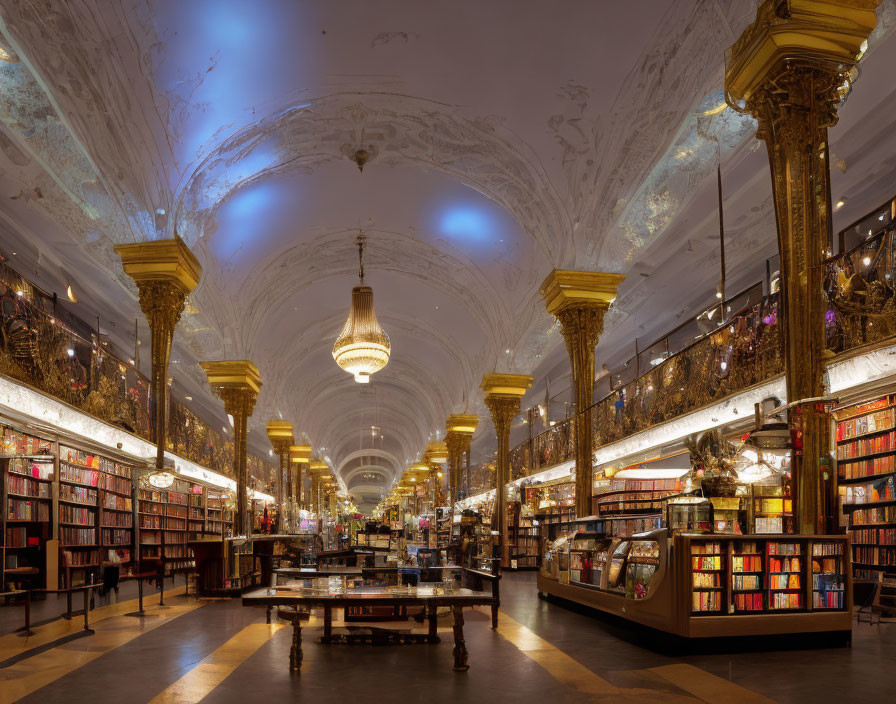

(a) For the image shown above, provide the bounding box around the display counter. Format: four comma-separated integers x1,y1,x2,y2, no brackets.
537,530,851,639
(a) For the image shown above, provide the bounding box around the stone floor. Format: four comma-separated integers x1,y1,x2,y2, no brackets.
0,572,891,704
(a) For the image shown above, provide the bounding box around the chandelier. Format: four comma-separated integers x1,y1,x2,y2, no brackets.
332,231,391,383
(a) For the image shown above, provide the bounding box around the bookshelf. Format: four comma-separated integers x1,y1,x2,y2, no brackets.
767,542,803,611
1,427,54,590
58,445,139,585
812,541,846,609
188,484,205,539
836,394,896,578
506,501,540,569
206,491,234,536
691,541,724,613
751,487,793,534
592,477,683,517
683,536,845,616
731,540,763,612
137,477,199,574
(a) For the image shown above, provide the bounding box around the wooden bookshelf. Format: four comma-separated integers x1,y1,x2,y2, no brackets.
835,393,896,578
1,427,54,590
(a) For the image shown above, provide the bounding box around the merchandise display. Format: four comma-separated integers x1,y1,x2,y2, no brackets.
539,531,850,637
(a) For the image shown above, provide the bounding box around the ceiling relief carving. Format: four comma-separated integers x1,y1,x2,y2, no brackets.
174,93,569,265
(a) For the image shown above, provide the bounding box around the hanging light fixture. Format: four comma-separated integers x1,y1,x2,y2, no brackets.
332,230,391,383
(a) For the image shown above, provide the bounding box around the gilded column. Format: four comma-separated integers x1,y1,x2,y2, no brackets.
201,361,262,536
309,460,329,523
446,414,478,506
115,237,201,470
292,446,312,511
482,373,533,566
426,441,448,507
540,270,624,517
726,0,879,533
266,420,293,511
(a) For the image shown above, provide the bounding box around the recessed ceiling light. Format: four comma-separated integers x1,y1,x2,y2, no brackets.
835,200,845,209
185,395,193,401
66,285,77,302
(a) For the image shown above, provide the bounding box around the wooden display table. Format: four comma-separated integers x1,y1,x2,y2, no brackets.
243,585,495,671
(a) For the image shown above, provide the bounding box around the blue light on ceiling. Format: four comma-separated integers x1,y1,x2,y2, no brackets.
211,182,278,261
438,206,496,246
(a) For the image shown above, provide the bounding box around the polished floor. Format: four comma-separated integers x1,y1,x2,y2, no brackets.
0,573,891,704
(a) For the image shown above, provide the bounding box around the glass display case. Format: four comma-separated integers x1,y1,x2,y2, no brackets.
666,497,713,534
542,530,664,599
568,533,611,588
625,540,660,599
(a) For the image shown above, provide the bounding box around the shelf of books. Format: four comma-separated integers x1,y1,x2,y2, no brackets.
592,477,683,517
835,394,896,579
686,536,846,616
504,501,540,569
137,477,199,574
58,445,140,585
188,484,205,539
1,427,54,590
206,491,234,536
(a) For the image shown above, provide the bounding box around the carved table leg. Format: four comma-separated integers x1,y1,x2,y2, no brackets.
322,605,333,643
451,605,469,672
289,618,302,672
427,604,439,643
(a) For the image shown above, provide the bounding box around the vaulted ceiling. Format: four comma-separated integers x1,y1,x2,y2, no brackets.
0,1,895,509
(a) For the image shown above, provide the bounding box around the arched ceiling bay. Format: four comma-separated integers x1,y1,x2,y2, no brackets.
1,1,896,493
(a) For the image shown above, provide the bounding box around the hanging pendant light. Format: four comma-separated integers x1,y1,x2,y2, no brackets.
332,230,391,383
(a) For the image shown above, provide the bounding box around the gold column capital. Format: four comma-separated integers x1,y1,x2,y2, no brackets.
481,373,534,399
290,445,313,464
446,413,479,437
482,373,531,432
425,440,448,464
726,0,879,111
114,236,202,292
266,420,293,456
539,269,624,317
201,360,262,412
200,360,263,395
266,419,294,445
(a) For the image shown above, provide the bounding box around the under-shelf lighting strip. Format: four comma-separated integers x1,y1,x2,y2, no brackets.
0,375,274,502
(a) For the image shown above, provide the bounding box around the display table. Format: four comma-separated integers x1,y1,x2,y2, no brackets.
273,565,463,582
242,585,495,671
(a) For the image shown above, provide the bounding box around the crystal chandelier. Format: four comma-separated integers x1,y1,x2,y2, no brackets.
332,231,391,383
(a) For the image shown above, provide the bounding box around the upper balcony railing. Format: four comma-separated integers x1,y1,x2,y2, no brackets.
0,259,274,489
467,194,896,496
